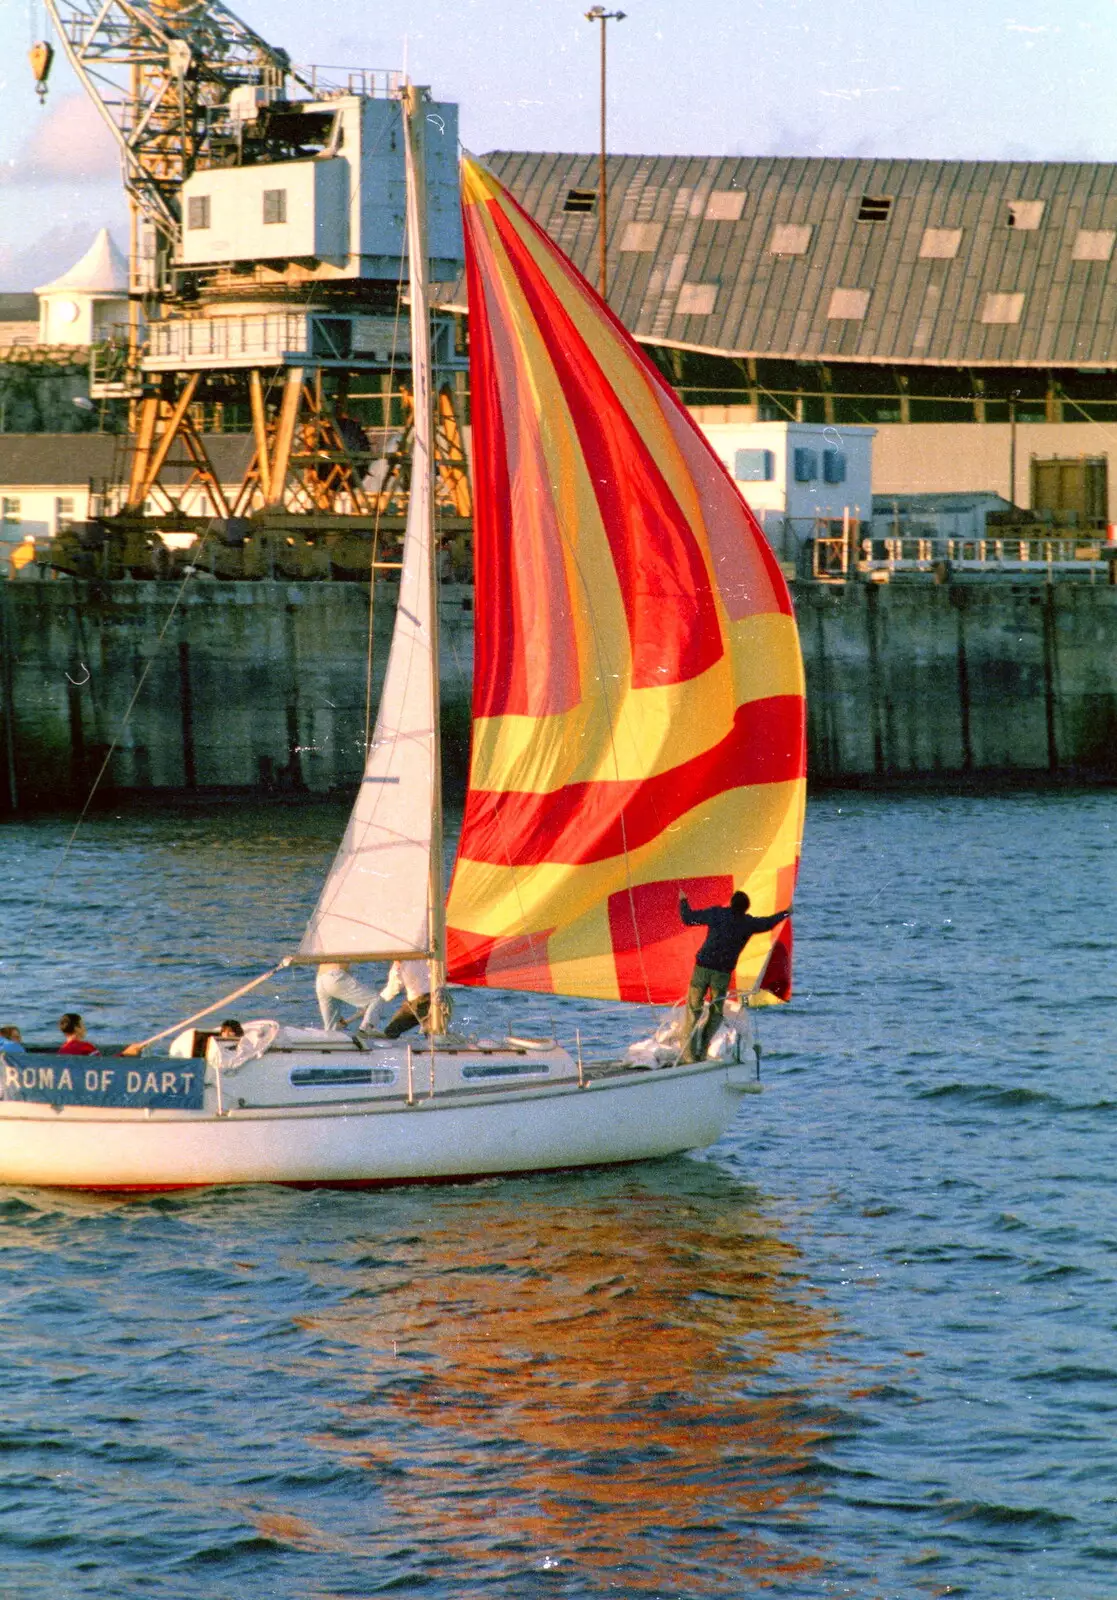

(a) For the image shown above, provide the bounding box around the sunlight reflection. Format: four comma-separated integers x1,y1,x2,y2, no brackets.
300,1167,838,1593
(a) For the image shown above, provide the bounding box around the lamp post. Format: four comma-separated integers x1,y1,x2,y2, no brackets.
585,5,625,300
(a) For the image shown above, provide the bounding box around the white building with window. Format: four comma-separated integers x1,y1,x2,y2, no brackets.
0,435,253,568
36,230,130,347
693,415,875,561
0,437,94,542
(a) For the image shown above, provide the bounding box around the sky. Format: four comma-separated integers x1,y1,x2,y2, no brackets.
0,0,1115,288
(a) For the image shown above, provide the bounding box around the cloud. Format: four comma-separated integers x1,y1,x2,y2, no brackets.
1,94,119,185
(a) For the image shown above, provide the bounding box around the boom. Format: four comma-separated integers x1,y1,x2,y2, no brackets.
40,0,304,278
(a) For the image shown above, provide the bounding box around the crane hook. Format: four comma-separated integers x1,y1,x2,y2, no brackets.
29,40,54,103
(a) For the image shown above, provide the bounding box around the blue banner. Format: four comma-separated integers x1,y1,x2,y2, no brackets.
0,1053,206,1110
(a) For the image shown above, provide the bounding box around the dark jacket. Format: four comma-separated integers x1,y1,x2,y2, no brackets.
679,896,789,973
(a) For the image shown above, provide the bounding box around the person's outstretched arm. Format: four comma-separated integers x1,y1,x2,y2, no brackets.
751,907,791,933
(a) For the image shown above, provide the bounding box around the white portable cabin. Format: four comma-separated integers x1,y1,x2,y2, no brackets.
694,417,875,564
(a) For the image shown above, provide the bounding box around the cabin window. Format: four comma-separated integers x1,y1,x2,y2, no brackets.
55,497,75,530
563,188,597,213
289,1067,396,1087
857,195,892,223
263,189,288,225
980,292,1025,325
462,1061,551,1079
675,282,717,316
186,195,210,230
1,497,21,524
827,287,870,320
793,449,818,483
770,223,812,255
1007,200,1044,230
1073,229,1115,262
704,190,746,221
734,449,774,482
919,228,962,259
823,449,847,484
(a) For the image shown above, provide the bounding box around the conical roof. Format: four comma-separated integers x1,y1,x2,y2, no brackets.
36,229,128,296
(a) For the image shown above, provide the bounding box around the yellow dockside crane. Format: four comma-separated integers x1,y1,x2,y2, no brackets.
29,0,472,581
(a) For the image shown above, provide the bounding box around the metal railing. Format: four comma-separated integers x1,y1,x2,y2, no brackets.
296,65,404,100
146,311,311,369
808,525,1114,582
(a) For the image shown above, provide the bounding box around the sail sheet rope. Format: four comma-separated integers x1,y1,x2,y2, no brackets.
121,958,294,1055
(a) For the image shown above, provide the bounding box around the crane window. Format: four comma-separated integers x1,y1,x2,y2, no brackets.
263,189,288,225
187,195,210,230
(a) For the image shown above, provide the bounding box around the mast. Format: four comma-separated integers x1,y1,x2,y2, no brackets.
401,83,447,1031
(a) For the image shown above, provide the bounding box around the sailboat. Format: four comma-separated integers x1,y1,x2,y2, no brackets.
0,92,806,1190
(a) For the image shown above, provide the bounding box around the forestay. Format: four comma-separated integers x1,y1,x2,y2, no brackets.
445,157,806,1005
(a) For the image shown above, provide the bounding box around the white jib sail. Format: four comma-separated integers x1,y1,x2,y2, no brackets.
299,89,438,962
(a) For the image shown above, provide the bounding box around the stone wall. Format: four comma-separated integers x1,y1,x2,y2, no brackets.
798,580,1117,783
3,576,1116,812
0,579,475,810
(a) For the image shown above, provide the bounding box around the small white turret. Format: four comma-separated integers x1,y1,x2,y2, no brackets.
36,230,130,346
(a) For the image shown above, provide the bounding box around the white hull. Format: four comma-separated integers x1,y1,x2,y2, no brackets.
0,1042,756,1190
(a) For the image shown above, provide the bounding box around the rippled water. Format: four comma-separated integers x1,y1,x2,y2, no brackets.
1,790,1115,1598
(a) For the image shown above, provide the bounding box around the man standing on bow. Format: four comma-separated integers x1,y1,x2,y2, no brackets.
677,891,791,1064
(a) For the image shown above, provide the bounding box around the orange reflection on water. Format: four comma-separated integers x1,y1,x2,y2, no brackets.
305,1169,837,1593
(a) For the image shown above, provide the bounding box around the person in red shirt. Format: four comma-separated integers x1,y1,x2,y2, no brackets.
58,1013,99,1056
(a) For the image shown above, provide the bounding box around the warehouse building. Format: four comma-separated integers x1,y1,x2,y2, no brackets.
485,152,1117,520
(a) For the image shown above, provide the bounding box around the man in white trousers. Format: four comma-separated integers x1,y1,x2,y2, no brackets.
315,962,383,1033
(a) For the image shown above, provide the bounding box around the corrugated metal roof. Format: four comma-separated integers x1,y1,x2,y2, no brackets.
484,152,1117,368
0,434,118,486
0,295,38,324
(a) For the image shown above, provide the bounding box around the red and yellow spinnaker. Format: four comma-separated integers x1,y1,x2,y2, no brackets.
445,158,806,1005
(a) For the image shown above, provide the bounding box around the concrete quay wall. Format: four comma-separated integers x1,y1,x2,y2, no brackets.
0,580,475,810
799,581,1117,783
2,578,1116,811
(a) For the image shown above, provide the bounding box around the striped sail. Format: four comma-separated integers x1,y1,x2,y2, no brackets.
445,158,806,1005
